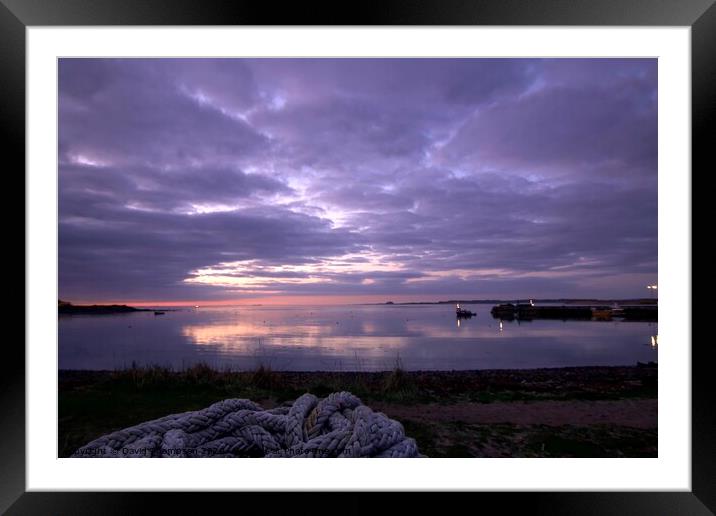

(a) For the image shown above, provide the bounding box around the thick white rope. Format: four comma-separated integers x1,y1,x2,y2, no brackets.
72,392,424,458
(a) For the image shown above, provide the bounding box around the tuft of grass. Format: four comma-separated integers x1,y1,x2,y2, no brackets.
184,362,221,385
111,363,174,388
382,355,417,400
249,364,278,390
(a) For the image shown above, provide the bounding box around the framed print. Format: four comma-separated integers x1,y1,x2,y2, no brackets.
6,0,712,513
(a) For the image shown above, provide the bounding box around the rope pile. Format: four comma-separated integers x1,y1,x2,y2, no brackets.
72,392,424,458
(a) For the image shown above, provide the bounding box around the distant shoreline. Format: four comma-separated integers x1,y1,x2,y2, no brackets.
372,298,658,306
57,298,657,310
57,301,182,315
58,303,150,315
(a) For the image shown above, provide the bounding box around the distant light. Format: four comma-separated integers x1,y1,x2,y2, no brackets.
499,320,504,332
647,285,658,290
651,335,658,347
194,305,200,308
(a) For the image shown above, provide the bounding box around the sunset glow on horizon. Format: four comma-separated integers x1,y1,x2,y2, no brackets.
71,294,478,308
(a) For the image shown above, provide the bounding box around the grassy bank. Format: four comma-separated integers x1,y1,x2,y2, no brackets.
59,364,657,458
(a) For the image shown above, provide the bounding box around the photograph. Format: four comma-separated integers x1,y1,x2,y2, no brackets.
57,57,659,459
7,0,707,507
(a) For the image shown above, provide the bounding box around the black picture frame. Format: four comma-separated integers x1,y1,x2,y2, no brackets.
5,0,711,513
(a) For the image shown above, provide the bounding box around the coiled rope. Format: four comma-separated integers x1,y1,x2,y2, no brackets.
72,392,424,458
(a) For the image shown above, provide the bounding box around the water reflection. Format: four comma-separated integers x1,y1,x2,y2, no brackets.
183,320,323,346
182,320,414,352
59,304,659,371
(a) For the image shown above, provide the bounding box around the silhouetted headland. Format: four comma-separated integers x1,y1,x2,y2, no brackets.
58,299,150,315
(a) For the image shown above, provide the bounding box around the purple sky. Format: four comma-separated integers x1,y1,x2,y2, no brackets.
58,58,657,304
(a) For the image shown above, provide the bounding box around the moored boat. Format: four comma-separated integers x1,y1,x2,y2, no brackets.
455,304,476,318
591,307,613,320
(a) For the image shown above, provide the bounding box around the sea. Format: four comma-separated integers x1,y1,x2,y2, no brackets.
58,303,658,371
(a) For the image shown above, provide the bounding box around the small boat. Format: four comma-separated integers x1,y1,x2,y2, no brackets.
455,304,475,318
154,311,165,315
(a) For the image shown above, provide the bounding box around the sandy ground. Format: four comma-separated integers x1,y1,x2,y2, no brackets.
372,399,657,429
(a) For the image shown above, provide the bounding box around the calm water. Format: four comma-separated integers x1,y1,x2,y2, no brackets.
58,304,658,371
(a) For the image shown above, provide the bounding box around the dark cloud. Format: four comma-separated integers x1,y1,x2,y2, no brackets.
59,162,290,214
58,58,657,302
59,205,366,300
59,59,268,169
442,83,657,174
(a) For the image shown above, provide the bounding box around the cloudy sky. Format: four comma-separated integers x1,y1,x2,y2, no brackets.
59,58,657,305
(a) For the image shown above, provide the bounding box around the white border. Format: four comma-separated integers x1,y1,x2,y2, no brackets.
27,27,691,491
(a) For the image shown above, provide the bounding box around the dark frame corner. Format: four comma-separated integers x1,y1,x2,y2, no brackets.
6,0,712,513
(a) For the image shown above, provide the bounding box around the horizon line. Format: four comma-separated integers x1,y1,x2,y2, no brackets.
59,294,658,307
